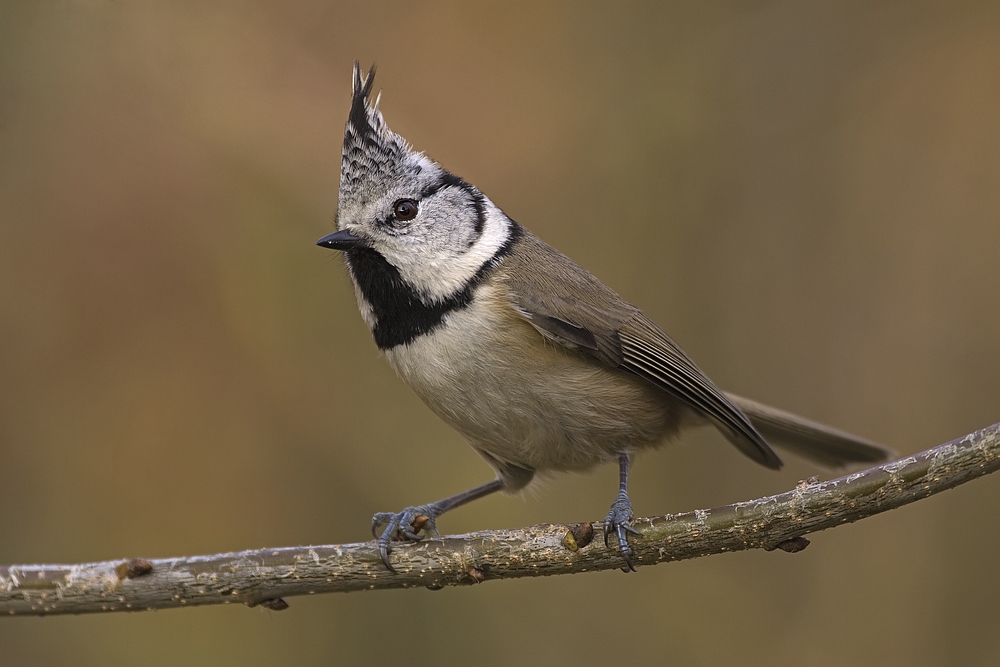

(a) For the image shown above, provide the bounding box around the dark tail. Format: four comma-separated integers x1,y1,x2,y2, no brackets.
726,393,893,469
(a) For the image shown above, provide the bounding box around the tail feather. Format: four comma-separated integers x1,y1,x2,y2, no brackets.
725,393,894,469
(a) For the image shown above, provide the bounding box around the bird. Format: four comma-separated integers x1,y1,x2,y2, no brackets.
317,63,892,572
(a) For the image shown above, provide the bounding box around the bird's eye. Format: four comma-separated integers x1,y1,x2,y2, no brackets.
393,199,418,222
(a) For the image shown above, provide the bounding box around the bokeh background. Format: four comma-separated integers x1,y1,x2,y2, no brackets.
2,1,999,665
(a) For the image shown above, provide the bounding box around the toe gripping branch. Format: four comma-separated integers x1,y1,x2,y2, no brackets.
370,479,505,572
371,505,439,572
370,459,644,574
604,453,641,572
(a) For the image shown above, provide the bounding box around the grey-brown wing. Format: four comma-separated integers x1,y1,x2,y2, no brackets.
500,230,782,469
617,315,782,469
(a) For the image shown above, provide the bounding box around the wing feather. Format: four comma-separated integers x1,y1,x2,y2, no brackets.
498,229,782,469
619,320,782,468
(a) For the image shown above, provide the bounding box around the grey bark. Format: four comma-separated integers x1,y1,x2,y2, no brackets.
2,421,998,617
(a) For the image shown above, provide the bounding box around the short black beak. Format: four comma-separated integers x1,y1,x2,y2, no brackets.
316,229,367,251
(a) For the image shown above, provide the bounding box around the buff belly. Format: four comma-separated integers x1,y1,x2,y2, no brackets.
384,284,682,488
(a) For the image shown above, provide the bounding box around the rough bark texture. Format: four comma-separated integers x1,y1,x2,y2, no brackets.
2,421,998,617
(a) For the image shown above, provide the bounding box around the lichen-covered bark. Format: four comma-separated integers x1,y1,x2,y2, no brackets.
2,422,998,617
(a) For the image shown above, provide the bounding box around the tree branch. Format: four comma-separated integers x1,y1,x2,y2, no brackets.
2,421,998,617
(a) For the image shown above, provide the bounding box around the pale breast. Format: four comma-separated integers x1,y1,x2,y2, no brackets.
384,282,681,478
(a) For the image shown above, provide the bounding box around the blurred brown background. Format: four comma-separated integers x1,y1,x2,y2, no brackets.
2,1,999,665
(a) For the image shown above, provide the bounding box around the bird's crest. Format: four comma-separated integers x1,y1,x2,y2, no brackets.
340,62,413,202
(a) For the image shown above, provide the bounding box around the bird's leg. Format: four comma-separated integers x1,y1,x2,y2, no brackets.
371,479,504,572
604,453,641,572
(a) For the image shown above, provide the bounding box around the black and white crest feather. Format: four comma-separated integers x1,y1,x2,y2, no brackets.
341,63,412,205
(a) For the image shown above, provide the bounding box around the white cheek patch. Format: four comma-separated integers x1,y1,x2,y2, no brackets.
385,199,512,303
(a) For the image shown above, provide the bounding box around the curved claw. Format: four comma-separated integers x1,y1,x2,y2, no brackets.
615,523,638,572
370,505,438,572
604,491,640,572
378,538,397,573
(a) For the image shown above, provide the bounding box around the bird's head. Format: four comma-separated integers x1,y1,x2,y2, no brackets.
320,63,511,303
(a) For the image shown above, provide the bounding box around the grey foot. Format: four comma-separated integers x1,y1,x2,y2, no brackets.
371,505,439,572
603,491,641,572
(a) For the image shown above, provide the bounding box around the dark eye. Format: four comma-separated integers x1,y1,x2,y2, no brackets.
393,199,418,222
